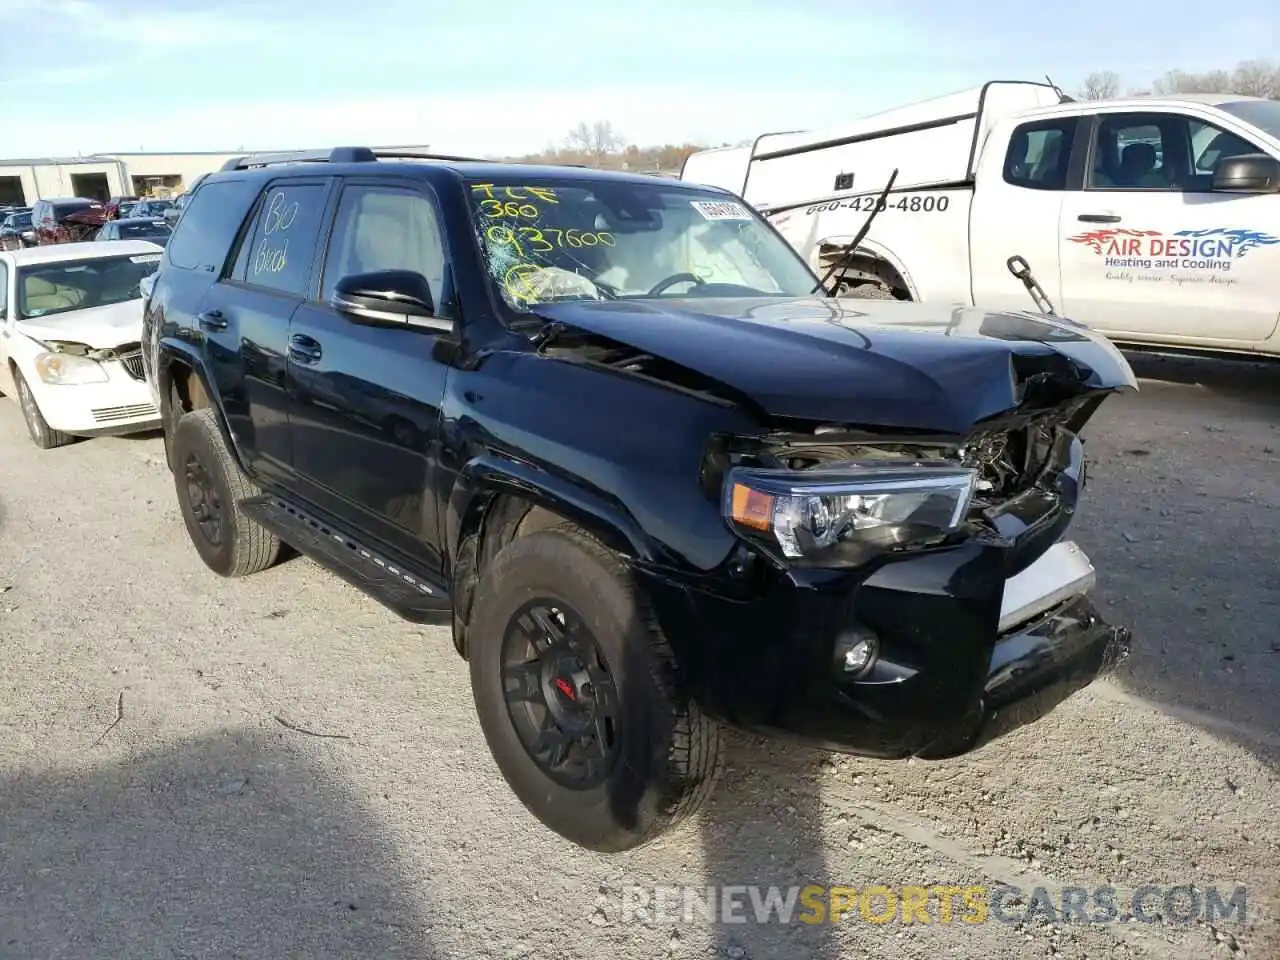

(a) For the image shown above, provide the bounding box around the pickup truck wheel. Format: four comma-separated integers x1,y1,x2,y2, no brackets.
171,407,280,577
468,525,722,852
15,370,76,449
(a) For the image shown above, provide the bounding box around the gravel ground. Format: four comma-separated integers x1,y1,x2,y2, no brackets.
0,352,1277,960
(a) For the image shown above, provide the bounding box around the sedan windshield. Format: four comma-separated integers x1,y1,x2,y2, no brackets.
16,253,162,320
467,177,818,313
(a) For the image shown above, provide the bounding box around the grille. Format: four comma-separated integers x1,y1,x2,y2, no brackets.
92,402,157,424
118,350,147,382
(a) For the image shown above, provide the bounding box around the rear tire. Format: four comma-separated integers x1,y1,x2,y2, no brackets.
15,370,77,449
468,524,722,852
171,407,280,577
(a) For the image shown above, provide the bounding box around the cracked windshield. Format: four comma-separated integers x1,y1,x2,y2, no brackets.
468,179,817,310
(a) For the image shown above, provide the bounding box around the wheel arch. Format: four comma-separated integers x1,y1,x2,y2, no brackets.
814,237,918,300
446,453,659,659
158,344,240,473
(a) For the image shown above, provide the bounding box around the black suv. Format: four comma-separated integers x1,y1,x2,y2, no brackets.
143,147,1135,852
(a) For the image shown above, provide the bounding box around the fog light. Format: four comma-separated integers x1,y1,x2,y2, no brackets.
834,626,878,676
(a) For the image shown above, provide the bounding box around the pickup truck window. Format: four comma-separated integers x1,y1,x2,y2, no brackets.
1087,112,1265,192
1218,99,1280,141
467,177,817,313
1003,118,1077,190
320,185,447,311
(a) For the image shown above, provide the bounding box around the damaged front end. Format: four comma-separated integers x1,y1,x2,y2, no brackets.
638,378,1131,760
34,339,149,382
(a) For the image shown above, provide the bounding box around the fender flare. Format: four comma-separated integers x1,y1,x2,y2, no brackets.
156,340,247,473
813,235,920,301
446,452,659,566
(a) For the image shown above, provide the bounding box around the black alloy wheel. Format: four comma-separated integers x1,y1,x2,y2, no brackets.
501,600,620,789
183,452,224,548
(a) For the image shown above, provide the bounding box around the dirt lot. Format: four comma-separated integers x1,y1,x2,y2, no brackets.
0,353,1276,960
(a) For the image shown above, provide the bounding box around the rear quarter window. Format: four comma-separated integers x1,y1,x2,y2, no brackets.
166,178,261,273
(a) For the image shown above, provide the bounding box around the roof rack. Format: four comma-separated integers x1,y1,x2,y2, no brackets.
220,146,485,171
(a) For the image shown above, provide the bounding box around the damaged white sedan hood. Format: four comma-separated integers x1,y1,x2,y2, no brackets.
16,300,145,351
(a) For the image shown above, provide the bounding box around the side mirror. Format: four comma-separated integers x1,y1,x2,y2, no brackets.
1211,153,1280,194
330,269,451,333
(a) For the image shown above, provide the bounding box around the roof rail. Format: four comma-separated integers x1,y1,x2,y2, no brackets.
220,146,378,171
370,149,484,163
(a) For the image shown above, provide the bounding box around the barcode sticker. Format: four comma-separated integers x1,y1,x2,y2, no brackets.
130,254,162,263
690,200,752,221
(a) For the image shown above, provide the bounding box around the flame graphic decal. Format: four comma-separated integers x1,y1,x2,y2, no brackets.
1172,228,1280,258
1066,228,1161,254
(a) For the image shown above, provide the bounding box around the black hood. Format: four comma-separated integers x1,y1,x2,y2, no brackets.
533,296,1137,433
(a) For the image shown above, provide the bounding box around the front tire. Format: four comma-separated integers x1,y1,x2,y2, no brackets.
170,407,280,577
15,370,76,449
468,524,722,852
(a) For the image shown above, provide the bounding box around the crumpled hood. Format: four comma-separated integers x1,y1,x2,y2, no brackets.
17,299,144,351
534,296,1138,433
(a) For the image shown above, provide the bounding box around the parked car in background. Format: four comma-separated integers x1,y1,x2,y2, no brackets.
30,197,110,245
131,197,175,220
95,216,172,247
108,195,140,219
683,83,1280,360
0,240,164,447
0,210,35,250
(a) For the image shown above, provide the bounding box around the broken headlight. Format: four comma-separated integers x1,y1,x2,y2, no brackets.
34,351,109,385
723,462,977,566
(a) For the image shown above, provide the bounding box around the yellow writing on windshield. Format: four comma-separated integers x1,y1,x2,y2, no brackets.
471,184,560,203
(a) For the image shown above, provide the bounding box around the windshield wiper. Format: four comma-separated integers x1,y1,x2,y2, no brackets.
811,167,900,296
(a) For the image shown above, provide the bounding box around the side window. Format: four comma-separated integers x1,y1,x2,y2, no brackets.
319,185,448,313
238,183,329,297
0,261,8,318
1189,119,1265,181
1003,118,1078,190
1087,114,1173,190
167,179,261,273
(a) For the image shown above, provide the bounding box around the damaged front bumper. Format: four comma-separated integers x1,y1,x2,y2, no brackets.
639,538,1130,759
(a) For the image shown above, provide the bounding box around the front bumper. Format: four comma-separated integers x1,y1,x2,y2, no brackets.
640,539,1130,759
27,360,160,436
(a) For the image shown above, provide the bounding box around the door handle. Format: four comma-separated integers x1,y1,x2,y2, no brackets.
197,309,228,331
288,333,322,364
1077,213,1122,224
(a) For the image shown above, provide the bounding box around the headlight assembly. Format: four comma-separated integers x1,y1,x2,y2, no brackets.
34,351,109,385
723,461,977,566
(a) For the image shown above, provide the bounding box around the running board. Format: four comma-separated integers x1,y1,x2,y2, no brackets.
242,495,452,624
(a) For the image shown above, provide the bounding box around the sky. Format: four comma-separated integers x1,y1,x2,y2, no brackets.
0,0,1276,160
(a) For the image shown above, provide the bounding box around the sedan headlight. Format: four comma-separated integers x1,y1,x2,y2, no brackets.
34,351,109,385
724,462,977,566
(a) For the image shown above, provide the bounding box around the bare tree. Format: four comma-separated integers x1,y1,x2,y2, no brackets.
564,121,626,167
1231,59,1280,98
1152,68,1233,95
1079,70,1121,100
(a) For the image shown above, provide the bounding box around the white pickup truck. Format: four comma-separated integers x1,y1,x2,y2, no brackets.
681,81,1280,359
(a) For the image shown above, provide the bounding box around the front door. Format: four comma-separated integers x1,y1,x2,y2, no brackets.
1059,110,1280,346
286,179,452,573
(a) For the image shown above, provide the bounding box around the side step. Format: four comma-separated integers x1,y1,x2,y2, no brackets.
242,495,452,624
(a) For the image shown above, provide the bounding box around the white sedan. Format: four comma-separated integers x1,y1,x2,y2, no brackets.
0,240,164,448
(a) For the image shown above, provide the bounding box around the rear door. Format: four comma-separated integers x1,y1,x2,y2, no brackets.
969,114,1083,313
207,177,335,487
285,177,453,572
1058,109,1280,346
